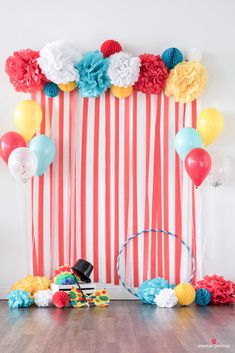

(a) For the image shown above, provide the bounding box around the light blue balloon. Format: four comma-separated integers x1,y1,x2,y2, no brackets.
29,135,56,176
175,127,203,160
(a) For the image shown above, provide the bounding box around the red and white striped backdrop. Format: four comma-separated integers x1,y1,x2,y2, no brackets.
30,90,200,287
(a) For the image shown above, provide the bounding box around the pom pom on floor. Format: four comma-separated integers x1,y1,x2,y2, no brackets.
8,290,33,308
175,283,196,306
44,82,59,97
195,288,211,306
137,277,174,304
154,288,178,308
53,291,69,308
162,47,183,70
100,40,122,58
34,290,54,307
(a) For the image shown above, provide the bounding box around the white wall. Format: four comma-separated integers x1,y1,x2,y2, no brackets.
1,0,235,296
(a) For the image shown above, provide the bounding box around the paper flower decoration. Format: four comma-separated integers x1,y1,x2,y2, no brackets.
75,50,111,97
5,49,46,93
44,82,59,97
137,277,174,304
134,54,169,94
154,288,178,308
107,51,140,87
34,290,54,307
196,275,235,304
8,290,33,308
10,275,50,296
100,39,122,58
165,61,208,103
38,40,80,84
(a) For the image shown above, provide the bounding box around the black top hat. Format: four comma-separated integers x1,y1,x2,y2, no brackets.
72,259,93,283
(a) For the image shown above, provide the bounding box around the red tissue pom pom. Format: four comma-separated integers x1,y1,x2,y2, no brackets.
134,54,169,94
100,40,122,58
53,291,69,308
196,275,235,304
5,49,47,93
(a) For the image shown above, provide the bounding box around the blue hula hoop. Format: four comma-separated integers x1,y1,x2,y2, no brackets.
116,229,196,298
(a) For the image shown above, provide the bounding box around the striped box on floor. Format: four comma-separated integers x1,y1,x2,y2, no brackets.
51,282,96,296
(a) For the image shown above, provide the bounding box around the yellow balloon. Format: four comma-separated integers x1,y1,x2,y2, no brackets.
111,85,133,98
14,100,42,141
58,81,77,92
197,108,224,146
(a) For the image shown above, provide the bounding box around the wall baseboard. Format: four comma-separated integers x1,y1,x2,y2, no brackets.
0,284,137,300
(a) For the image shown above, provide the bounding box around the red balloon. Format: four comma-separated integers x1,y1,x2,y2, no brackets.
0,131,26,164
185,148,212,187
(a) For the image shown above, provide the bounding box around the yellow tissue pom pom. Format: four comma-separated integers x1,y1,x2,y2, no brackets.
165,61,208,103
58,81,77,92
10,275,51,297
111,85,133,98
174,282,196,306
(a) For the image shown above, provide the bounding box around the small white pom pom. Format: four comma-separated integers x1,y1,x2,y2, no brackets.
34,290,53,307
154,288,178,308
186,48,202,62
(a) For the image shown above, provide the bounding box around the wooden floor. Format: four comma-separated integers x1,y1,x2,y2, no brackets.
0,301,234,353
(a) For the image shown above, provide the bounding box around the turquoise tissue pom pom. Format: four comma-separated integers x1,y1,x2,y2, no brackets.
8,290,33,308
196,288,211,306
137,277,175,304
162,48,183,70
75,50,111,97
44,82,59,98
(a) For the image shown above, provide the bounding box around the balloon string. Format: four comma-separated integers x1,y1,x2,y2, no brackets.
16,181,31,275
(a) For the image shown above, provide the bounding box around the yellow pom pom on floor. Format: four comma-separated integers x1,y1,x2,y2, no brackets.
58,81,77,92
175,282,196,306
111,85,133,98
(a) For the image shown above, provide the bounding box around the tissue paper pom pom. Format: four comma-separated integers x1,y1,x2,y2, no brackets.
165,61,208,103
107,51,140,87
5,49,46,93
38,40,80,84
8,290,33,308
196,275,235,304
10,275,50,296
154,288,178,308
53,291,69,308
175,283,196,306
44,82,59,97
100,40,122,58
162,47,183,70
58,81,77,92
186,48,202,62
34,290,53,307
195,288,211,306
75,51,111,97
134,54,169,94
111,85,132,98
137,277,174,304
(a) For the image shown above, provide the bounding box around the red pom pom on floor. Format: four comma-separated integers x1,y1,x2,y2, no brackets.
53,291,69,308
100,40,122,58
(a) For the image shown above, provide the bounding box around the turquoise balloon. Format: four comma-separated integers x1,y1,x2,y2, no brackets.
29,135,56,176
175,127,203,160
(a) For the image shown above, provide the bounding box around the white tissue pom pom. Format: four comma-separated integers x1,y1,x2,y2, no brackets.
154,288,178,308
107,51,141,87
186,48,202,62
38,40,80,84
34,290,53,307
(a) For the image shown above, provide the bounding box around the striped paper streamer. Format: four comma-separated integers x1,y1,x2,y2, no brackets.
30,90,198,287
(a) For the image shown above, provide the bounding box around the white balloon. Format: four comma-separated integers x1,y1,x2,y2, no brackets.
206,153,231,187
8,147,38,183
186,48,202,62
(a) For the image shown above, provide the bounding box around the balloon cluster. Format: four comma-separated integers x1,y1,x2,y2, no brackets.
0,100,55,182
175,108,229,187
